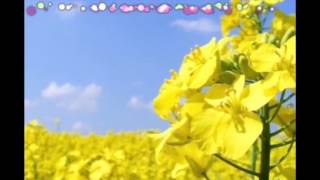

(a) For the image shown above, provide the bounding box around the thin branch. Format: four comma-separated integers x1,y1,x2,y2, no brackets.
202,172,210,180
251,141,259,180
269,93,295,109
270,139,296,149
270,119,296,137
214,154,260,177
283,93,295,103
270,140,295,170
245,80,255,84
267,90,286,123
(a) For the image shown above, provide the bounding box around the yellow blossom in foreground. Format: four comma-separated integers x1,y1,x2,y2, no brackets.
190,75,278,159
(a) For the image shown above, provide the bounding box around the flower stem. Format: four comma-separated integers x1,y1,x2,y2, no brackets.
270,139,295,149
267,90,286,123
270,119,295,137
269,93,295,110
260,106,271,180
214,154,259,177
251,141,259,180
270,140,295,170
202,172,210,180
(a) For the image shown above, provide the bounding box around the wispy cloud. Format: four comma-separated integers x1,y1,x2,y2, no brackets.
171,18,220,33
42,82,102,112
72,121,85,131
127,96,153,111
71,121,92,134
25,99,37,109
42,82,76,99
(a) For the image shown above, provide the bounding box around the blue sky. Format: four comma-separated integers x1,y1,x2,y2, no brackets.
25,0,295,134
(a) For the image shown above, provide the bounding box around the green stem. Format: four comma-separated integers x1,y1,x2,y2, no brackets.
270,140,295,170
270,139,296,149
214,154,260,177
260,106,271,180
269,93,295,109
251,141,259,180
202,172,210,180
267,90,286,123
270,120,295,137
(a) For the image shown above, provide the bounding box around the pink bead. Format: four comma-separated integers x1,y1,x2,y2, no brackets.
183,6,199,15
156,4,172,14
120,4,134,13
137,4,145,12
201,4,214,14
109,4,117,13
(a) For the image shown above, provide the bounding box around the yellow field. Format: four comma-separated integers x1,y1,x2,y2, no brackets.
25,121,295,180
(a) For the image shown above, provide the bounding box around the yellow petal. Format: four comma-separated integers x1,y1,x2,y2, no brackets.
221,14,241,37
201,38,218,59
191,109,263,160
221,111,262,159
180,102,205,119
264,0,284,6
241,81,275,111
249,44,281,72
278,71,296,91
179,57,198,82
249,0,263,6
272,10,296,38
282,35,296,65
273,107,296,137
191,108,227,155
205,84,230,107
232,75,245,97
189,57,218,89
153,84,182,120
265,71,296,93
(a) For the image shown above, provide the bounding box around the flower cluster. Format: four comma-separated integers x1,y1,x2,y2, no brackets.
153,0,295,179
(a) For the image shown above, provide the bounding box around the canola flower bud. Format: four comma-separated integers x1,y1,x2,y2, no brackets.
219,71,238,84
239,55,259,79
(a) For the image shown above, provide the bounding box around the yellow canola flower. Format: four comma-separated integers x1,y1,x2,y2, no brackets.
191,75,276,160
272,10,296,39
221,0,262,37
270,147,296,180
247,0,284,7
249,35,296,92
221,13,241,37
153,38,221,121
89,159,112,180
153,70,183,121
154,116,213,177
231,32,269,60
222,0,285,38
264,0,284,5
273,106,296,137
179,38,221,89
29,119,40,127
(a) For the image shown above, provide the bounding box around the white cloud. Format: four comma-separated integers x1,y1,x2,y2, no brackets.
127,96,153,111
71,121,93,134
72,121,85,131
42,82,102,112
66,84,102,112
25,99,37,109
171,18,220,33
42,82,76,99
